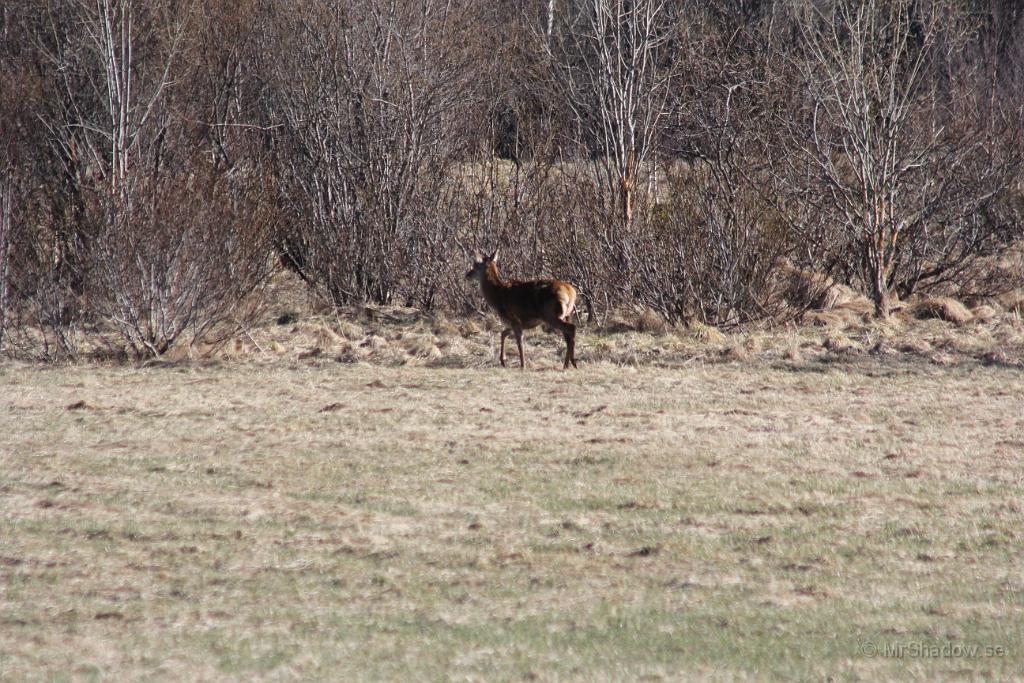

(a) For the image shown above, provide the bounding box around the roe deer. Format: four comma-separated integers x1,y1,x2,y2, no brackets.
466,249,578,369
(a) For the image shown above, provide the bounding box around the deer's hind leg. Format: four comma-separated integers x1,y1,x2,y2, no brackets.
552,319,577,369
514,328,525,369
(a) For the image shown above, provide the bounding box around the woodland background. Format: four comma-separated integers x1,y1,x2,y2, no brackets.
0,0,1022,359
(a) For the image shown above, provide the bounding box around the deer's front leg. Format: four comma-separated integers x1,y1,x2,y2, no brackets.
500,328,511,367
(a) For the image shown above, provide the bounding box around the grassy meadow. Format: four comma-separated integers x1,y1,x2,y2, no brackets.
2,334,1023,680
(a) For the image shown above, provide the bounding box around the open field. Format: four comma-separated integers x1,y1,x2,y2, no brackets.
2,353,1023,681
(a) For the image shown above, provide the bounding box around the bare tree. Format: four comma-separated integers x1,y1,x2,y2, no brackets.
791,0,1018,317
549,0,676,226
36,0,187,202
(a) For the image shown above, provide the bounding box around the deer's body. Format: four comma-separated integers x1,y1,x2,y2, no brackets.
467,251,578,369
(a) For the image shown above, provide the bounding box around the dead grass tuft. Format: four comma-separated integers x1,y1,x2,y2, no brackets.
429,312,454,331
364,334,389,351
400,334,441,358
335,320,366,340
601,315,639,334
314,325,344,348
635,308,669,334
823,334,858,354
803,310,849,329
998,289,1024,315
776,259,871,310
466,320,488,337
722,340,751,361
897,337,933,355
835,299,876,319
971,304,999,324
909,297,974,326
686,320,728,344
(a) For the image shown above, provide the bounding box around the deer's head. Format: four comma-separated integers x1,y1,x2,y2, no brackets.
465,249,499,281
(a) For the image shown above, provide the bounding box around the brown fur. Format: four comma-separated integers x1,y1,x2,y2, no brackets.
466,250,578,369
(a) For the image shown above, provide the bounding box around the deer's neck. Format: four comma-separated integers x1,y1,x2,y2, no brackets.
479,263,508,309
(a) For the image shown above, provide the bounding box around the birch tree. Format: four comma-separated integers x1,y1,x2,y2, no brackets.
37,0,186,204
793,0,1015,316
550,0,676,226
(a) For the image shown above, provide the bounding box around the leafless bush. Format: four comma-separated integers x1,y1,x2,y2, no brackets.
87,169,273,358
0,161,89,359
627,163,793,326
1,216,90,359
0,3,90,357
0,0,279,359
269,0,482,310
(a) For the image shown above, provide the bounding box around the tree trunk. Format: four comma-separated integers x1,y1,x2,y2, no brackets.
546,0,555,50
872,269,892,319
621,147,636,225
621,172,633,225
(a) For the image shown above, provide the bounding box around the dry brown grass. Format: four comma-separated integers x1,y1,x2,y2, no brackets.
2,353,1024,680
998,290,1024,315
9,269,1024,372
139,270,1020,375
775,259,871,311
909,297,975,326
3,272,1024,679
230,297,1023,372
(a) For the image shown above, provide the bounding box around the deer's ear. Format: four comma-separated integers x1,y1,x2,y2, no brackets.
472,251,482,262
488,248,499,262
